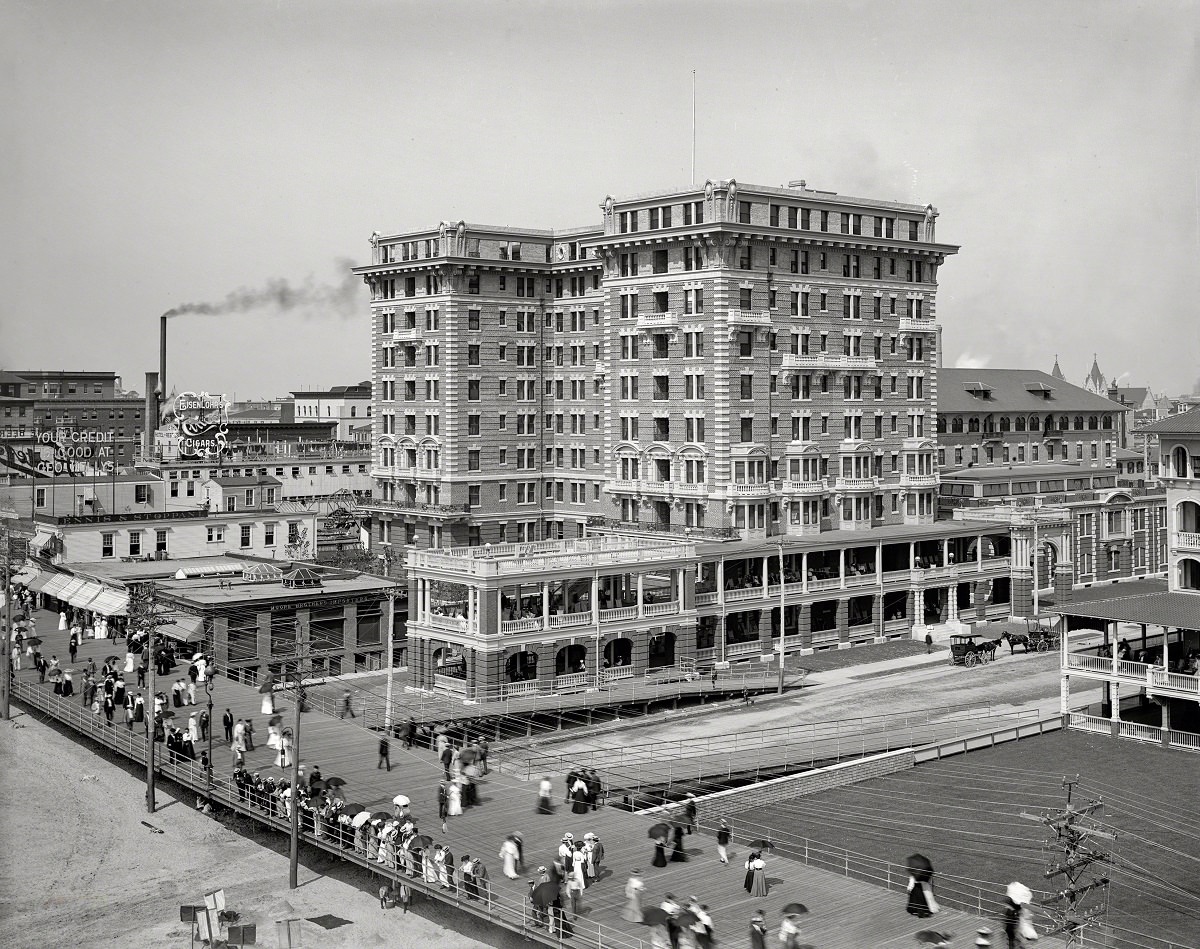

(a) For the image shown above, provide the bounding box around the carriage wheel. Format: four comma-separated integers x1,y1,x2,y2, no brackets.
1037,639,1050,653
964,652,978,668
979,650,990,665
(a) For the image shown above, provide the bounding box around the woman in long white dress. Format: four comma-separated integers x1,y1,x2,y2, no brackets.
276,731,292,770
58,611,67,631
267,722,282,750
621,870,644,922
447,780,463,817
499,836,520,879
187,713,200,745
261,690,275,715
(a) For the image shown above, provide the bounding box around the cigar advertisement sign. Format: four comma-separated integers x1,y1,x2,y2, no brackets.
165,391,230,460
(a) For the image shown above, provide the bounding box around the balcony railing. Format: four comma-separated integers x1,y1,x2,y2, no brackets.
900,473,939,488
835,477,877,491
500,617,542,634
1151,669,1200,698
393,326,423,341
593,360,609,376
899,316,937,334
727,309,772,326
779,480,826,496
428,612,469,632
1175,531,1200,551
553,672,592,691
585,516,738,541
501,680,539,699
695,591,719,606
636,312,679,331
782,353,878,372
355,497,470,518
728,482,773,498
725,586,765,602
600,605,638,622
726,639,764,657
643,600,680,617
548,612,592,630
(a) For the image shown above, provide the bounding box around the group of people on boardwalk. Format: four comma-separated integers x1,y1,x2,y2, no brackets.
522,827,607,934
621,878,718,949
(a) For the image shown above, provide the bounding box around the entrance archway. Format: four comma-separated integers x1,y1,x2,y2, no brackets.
505,650,538,683
648,631,676,669
603,638,632,668
555,644,587,676
1178,558,1200,592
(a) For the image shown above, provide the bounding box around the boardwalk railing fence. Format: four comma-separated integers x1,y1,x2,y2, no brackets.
11,680,1190,949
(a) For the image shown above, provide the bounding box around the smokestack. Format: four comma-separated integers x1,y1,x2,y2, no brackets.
159,315,168,398
143,371,159,461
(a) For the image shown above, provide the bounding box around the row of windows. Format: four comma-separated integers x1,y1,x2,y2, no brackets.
165,464,369,479
617,246,930,283
463,480,603,507
618,201,922,241
938,414,1115,434
939,441,1114,467
374,272,599,301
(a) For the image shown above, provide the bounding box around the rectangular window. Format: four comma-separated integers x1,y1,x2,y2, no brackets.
264,523,276,546
240,524,252,548
128,531,142,557
101,532,114,558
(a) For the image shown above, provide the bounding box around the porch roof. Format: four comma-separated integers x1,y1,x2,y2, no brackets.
1054,583,1200,630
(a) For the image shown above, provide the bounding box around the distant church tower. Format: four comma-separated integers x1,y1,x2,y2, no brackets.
1051,354,1065,381
1083,353,1108,395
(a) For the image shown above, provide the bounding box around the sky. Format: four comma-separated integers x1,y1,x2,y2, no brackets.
2,0,1198,399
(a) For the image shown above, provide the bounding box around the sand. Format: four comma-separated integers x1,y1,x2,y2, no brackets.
0,709,522,949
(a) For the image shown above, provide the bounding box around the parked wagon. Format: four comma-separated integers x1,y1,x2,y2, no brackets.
1025,616,1061,653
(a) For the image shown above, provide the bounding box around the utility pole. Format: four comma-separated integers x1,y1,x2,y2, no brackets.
1,512,33,720
776,543,786,694
1021,775,1114,947
383,589,396,731
273,617,314,890
129,581,166,813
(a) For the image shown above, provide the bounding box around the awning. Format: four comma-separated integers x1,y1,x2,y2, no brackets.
12,567,36,585
66,580,104,609
82,586,129,617
25,571,57,593
159,615,205,644
41,574,74,600
55,577,90,606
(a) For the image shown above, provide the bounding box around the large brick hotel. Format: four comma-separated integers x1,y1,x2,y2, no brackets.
350,180,1153,699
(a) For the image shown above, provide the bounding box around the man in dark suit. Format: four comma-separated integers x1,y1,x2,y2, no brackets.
223,708,234,743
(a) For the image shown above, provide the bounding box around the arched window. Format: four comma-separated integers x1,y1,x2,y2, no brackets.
999,416,1011,432
1029,415,1040,431
1074,416,1084,430
951,417,964,433
1088,415,1099,430
1173,446,1190,479
968,417,980,433
1102,414,1112,430
1014,416,1026,432
937,416,947,434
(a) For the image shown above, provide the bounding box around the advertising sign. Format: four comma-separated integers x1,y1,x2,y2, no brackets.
166,391,230,460
0,429,115,478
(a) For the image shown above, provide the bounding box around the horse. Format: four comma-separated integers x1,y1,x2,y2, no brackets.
1002,631,1033,654
978,638,1002,661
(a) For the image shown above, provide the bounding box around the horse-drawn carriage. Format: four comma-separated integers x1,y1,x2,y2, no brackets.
948,633,1001,668
1001,616,1062,654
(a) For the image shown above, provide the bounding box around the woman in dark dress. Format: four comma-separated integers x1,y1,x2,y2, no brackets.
744,851,760,893
670,824,688,862
651,834,668,868
570,778,590,815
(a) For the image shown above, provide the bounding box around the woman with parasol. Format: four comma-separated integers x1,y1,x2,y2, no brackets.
499,835,520,879
670,823,689,862
906,854,940,919
621,868,645,922
744,850,768,897
1003,881,1038,948
778,904,808,949
648,823,670,868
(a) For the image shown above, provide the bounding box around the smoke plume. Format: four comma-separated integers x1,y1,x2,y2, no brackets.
163,257,362,320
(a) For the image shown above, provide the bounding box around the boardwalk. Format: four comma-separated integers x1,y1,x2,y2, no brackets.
10,607,1047,949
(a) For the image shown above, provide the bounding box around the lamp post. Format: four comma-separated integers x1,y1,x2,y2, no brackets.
204,672,215,799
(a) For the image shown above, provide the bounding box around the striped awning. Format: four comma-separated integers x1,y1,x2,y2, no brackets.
55,577,91,606
65,580,104,609
82,586,129,617
40,574,74,599
25,571,56,593
159,615,205,644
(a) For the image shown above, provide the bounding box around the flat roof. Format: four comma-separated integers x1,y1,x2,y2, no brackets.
941,463,1102,482
208,475,283,487
161,570,399,607
695,519,1004,557
65,555,254,582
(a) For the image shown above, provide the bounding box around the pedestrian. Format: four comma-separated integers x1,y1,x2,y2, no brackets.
478,737,489,774
659,894,681,949
471,857,490,905
102,693,115,726
500,835,520,879
779,913,802,949
711,669,718,688
223,708,234,743
68,634,78,664
137,662,146,689
684,792,698,834
746,852,768,897
585,832,604,880
621,869,644,922
537,775,554,814
567,846,585,914
749,910,768,949
10,642,20,672
570,773,590,814
244,718,255,751
439,743,453,781
340,689,356,718
651,831,668,868
670,824,688,862
186,677,196,705
403,716,415,749
378,735,391,771
198,709,209,741
925,631,934,654
717,819,731,864
61,670,75,698
437,782,449,831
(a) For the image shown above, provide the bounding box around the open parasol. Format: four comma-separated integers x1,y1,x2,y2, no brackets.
342,802,365,814
906,854,935,883
258,673,275,695
325,777,347,788
268,714,283,727
23,636,43,647
351,811,372,828
914,931,954,946
407,834,433,850
47,667,63,680
781,903,809,916
308,779,326,793
747,839,775,851
192,652,206,661
530,881,560,908
640,906,672,927
370,811,390,823
392,794,410,807
159,709,176,719
647,822,672,839
458,748,478,765
104,655,120,664
676,910,700,928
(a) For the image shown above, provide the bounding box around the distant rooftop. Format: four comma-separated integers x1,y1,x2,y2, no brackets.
939,369,1126,414
1144,408,1200,436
